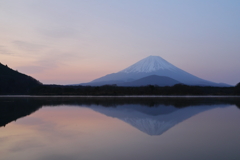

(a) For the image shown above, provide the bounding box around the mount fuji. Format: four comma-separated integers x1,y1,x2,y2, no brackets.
82,56,230,87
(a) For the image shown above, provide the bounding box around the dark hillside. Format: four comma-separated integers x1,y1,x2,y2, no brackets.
0,63,42,94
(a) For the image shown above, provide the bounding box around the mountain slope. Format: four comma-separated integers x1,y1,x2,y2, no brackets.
0,63,42,94
120,55,176,73
90,56,230,86
119,75,180,86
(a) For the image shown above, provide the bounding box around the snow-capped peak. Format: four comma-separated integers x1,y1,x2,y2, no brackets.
119,55,177,73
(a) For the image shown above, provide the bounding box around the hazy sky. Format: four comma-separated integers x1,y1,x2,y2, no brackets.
0,0,240,85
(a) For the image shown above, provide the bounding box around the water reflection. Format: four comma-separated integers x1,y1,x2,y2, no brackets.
0,97,239,134
89,104,230,135
1,97,240,160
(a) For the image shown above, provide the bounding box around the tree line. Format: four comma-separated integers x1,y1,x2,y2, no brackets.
29,83,240,95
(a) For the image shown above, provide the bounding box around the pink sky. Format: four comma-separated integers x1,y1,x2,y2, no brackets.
1,1,240,85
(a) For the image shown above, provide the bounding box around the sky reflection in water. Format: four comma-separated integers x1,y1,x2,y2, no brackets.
0,97,240,160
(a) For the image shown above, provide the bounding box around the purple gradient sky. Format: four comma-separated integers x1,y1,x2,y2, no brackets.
0,0,240,85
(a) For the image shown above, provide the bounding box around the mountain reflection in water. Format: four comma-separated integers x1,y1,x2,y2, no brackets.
89,104,229,135
0,97,239,135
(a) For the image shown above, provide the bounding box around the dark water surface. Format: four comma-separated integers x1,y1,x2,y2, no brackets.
0,97,240,160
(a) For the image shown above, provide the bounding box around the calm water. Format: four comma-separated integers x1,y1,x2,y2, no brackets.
0,97,240,160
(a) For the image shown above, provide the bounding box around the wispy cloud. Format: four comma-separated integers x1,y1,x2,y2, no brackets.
16,50,81,74
38,27,78,39
12,41,47,51
0,45,13,55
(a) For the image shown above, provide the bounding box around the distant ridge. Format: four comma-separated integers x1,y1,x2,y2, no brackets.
119,75,180,86
0,63,42,94
85,56,231,87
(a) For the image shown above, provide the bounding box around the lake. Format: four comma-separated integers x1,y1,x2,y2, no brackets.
0,97,240,160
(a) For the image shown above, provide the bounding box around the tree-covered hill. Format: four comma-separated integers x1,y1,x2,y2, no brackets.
0,63,42,94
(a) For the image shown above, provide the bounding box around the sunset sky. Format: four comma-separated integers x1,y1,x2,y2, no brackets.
0,0,240,85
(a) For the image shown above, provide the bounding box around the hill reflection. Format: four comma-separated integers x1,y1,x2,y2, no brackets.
0,97,239,135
